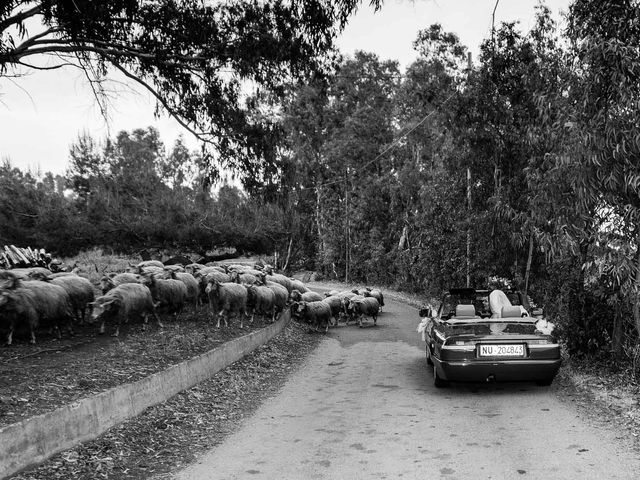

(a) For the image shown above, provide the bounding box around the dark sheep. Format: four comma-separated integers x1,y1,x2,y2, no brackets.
348,297,380,327
293,300,332,332
322,295,344,326
0,287,39,344
341,293,364,321
164,255,192,266
246,284,276,323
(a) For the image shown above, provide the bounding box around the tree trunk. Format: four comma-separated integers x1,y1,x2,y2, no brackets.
344,170,350,284
315,183,326,270
282,236,293,273
524,231,534,298
466,167,471,287
633,241,640,341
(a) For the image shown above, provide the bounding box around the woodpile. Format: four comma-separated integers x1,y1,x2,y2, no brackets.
1,245,52,269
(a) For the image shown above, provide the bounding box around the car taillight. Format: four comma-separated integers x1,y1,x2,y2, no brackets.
526,339,551,345
453,339,476,346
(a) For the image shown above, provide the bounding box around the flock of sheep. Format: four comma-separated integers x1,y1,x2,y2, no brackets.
0,258,386,345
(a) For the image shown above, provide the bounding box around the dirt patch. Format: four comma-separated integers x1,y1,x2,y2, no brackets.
555,358,640,444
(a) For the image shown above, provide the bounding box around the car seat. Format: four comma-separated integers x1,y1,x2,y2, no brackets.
455,304,477,319
501,306,524,318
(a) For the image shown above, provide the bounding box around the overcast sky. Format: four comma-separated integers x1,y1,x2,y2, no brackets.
0,0,571,176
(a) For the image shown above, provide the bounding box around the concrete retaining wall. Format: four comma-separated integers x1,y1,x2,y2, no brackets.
0,311,291,479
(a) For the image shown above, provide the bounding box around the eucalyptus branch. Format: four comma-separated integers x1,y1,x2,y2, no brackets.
16,59,76,70
0,4,42,33
109,58,213,144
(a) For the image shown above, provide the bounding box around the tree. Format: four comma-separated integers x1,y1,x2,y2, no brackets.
563,0,640,356
1,0,381,178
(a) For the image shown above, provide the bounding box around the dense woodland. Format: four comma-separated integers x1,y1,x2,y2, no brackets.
2,1,640,368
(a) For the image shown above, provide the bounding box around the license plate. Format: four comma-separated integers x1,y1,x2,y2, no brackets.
478,344,524,357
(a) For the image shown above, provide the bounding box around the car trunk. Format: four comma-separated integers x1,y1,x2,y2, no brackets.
438,320,559,363
443,319,544,341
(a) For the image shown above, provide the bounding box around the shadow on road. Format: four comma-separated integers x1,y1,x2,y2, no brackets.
407,355,556,398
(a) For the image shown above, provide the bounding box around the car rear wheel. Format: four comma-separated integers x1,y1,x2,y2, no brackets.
425,344,433,366
433,364,449,388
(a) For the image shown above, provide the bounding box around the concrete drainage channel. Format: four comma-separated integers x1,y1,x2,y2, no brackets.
0,311,291,479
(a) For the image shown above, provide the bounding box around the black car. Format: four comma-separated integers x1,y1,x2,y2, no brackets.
419,288,561,387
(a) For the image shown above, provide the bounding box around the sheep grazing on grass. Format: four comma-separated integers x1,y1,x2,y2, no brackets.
246,284,276,323
293,300,332,333
205,280,248,328
141,274,188,317
100,272,141,294
347,297,380,327
91,283,162,337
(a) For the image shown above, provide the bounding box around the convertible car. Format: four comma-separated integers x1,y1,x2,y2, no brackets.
419,288,561,387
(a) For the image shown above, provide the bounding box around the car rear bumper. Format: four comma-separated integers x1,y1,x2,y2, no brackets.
433,356,562,383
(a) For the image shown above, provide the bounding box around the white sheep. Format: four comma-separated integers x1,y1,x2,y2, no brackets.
91,283,162,337
205,280,248,328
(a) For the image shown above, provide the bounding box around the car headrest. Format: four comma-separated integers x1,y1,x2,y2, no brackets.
455,304,476,318
501,306,523,318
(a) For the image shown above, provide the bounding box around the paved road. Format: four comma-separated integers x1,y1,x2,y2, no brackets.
176,295,639,479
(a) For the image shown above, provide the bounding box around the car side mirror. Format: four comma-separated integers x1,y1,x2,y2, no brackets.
419,306,433,318
532,308,543,317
